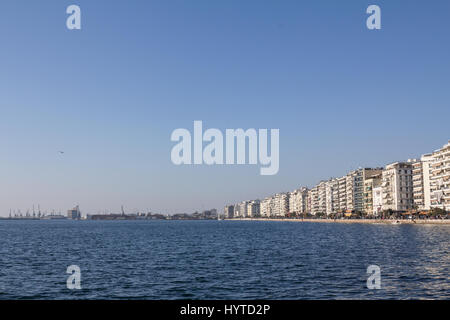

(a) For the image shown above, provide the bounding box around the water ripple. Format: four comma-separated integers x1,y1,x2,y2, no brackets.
0,220,448,299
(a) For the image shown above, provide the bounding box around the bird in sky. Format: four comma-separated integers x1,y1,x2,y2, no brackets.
58,151,65,154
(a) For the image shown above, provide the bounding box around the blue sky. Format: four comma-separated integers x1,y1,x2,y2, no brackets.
0,0,449,215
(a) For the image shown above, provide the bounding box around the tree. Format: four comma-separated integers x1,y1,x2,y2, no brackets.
315,211,326,218
430,207,446,217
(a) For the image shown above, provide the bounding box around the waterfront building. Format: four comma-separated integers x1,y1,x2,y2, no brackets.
326,179,339,215
247,200,260,217
271,193,289,217
317,181,327,215
224,205,234,218
363,173,382,216
372,185,383,216
289,187,309,216
345,168,383,214
337,176,347,213
237,201,250,218
382,161,416,211
289,190,298,215
260,197,272,217
309,186,319,215
305,189,311,214
345,171,357,211
360,169,383,212
300,187,309,215
430,141,450,211
259,194,287,218
412,154,433,210
233,203,241,217
67,205,81,220
331,178,341,214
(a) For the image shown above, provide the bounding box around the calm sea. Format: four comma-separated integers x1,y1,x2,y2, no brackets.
0,220,448,299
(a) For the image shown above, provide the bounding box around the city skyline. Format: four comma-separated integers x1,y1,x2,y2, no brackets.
1,1,450,216
3,139,448,217
227,139,449,217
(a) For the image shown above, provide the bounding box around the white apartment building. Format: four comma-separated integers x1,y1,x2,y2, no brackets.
234,201,250,218
309,186,319,215
331,178,341,213
345,171,355,211
412,153,433,210
430,141,450,211
260,194,289,217
233,203,240,217
326,179,339,215
260,197,271,217
337,176,347,213
305,188,311,214
288,187,309,215
372,185,383,216
317,181,327,215
272,193,289,217
382,161,415,211
288,189,299,214
352,170,364,212
247,200,260,217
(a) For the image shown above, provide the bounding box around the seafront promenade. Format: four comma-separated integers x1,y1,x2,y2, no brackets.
231,218,450,225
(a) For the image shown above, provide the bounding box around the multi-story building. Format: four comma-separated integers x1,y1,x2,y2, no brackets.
305,188,312,214
301,187,309,215
372,185,383,216
345,171,356,212
247,200,260,217
288,187,309,216
272,193,289,217
224,205,235,218
309,186,319,215
240,201,251,218
363,174,382,216
412,154,433,210
337,176,347,213
317,181,327,215
430,141,450,211
330,178,341,214
67,205,81,220
233,202,242,217
259,194,289,217
289,190,298,214
260,197,271,217
382,161,415,211
353,170,365,212
345,168,383,214
326,179,338,215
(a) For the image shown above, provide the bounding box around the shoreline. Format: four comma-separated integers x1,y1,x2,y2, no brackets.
1,218,449,225
229,218,450,225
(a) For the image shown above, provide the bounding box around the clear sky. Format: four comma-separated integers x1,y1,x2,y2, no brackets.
0,0,449,216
